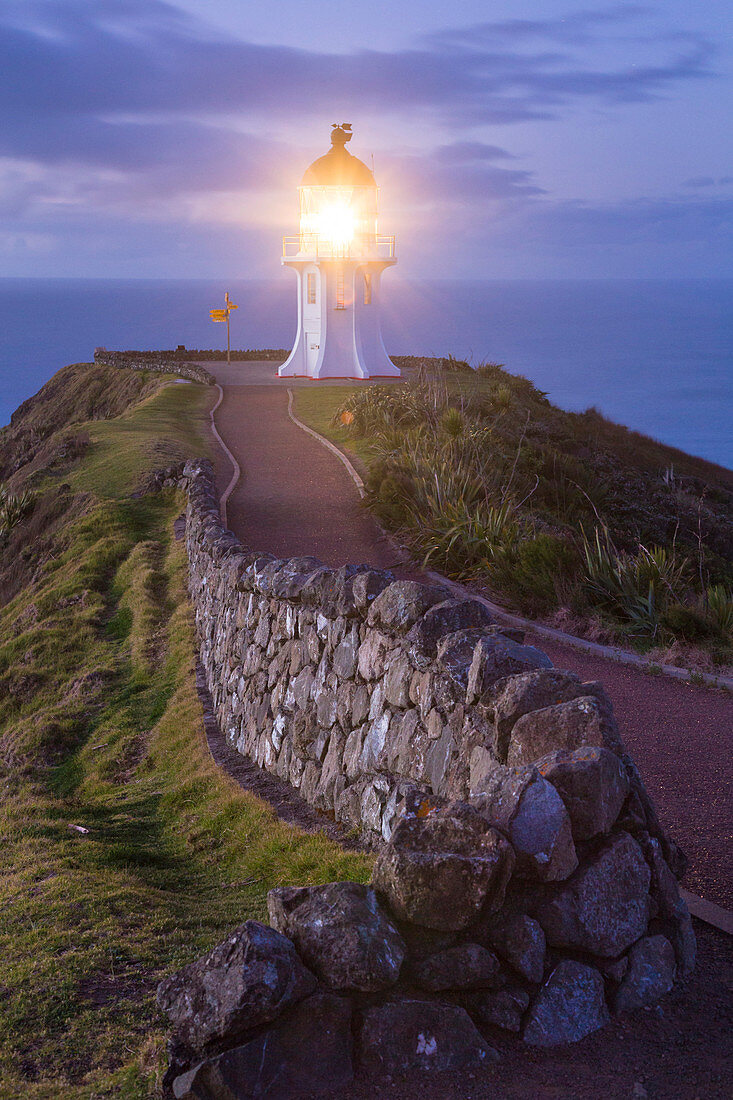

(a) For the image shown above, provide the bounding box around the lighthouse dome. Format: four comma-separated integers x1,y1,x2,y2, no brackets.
300,124,375,187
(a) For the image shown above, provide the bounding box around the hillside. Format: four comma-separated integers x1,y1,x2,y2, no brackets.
0,365,370,1098
295,357,733,667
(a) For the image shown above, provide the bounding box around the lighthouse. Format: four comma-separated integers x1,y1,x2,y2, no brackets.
278,124,400,380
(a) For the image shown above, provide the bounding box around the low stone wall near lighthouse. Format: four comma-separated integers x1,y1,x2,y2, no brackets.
158,457,697,1096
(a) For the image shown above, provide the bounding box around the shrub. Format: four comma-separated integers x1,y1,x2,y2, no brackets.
705,584,733,639
502,533,579,613
491,384,513,411
475,361,506,379
0,485,35,543
580,525,689,638
441,355,473,373
661,603,714,642
419,500,518,575
441,407,464,438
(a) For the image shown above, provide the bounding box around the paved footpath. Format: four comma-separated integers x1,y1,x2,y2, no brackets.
201,362,732,910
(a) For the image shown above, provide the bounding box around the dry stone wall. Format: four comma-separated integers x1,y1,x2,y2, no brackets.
94,349,216,386
168,456,696,1082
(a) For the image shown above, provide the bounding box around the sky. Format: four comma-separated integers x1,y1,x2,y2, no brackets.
1,0,732,280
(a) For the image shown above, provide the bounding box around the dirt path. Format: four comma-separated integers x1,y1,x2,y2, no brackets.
212,383,409,572
202,363,732,909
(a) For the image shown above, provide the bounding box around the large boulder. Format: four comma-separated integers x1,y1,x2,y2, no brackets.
466,635,553,703
536,832,651,956
412,942,502,992
172,992,353,1100
614,935,676,1014
372,804,514,931
535,746,630,841
267,882,405,992
366,580,448,632
406,599,495,665
473,766,578,882
156,921,316,1053
491,670,586,761
358,1000,499,1075
507,695,621,767
523,960,610,1046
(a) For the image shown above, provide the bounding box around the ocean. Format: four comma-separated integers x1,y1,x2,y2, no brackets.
0,277,730,468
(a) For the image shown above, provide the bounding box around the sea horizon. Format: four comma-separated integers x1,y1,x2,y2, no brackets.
1,275,731,469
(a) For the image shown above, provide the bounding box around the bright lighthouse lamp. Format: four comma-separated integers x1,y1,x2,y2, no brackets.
279,124,400,380
308,194,356,251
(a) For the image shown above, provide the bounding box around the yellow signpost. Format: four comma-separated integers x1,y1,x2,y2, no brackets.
209,292,238,363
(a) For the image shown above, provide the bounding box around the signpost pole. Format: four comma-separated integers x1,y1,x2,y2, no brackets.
209,294,237,362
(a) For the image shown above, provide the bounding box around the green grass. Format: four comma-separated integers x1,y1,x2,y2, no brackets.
0,368,372,1098
67,382,212,499
292,384,375,472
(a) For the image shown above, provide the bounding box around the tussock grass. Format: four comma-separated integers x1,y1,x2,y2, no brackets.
0,367,371,1098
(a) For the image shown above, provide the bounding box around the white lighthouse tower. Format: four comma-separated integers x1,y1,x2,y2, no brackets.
279,124,400,380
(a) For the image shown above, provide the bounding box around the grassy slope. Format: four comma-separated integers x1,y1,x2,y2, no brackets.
293,376,733,491
0,369,370,1099
292,369,732,660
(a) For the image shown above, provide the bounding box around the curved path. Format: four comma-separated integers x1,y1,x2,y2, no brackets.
201,361,733,910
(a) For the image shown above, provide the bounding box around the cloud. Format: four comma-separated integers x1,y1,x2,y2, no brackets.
0,2,716,141
486,195,733,271
0,2,725,278
382,143,545,208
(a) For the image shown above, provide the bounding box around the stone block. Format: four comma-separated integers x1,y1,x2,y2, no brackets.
536,746,630,841
613,934,676,1014
267,882,405,992
536,832,651,956
407,599,495,666
366,580,448,632
473,766,578,882
173,992,353,1099
333,627,359,680
351,568,394,611
384,652,412,708
466,635,553,703
357,631,390,680
483,912,546,984
523,960,609,1046
156,921,316,1053
358,1000,499,1075
468,985,530,1032
372,803,514,931
413,942,502,992
359,711,391,771
507,694,621,767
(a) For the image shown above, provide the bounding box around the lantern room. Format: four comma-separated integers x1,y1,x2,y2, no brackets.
297,123,378,257
278,124,400,380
